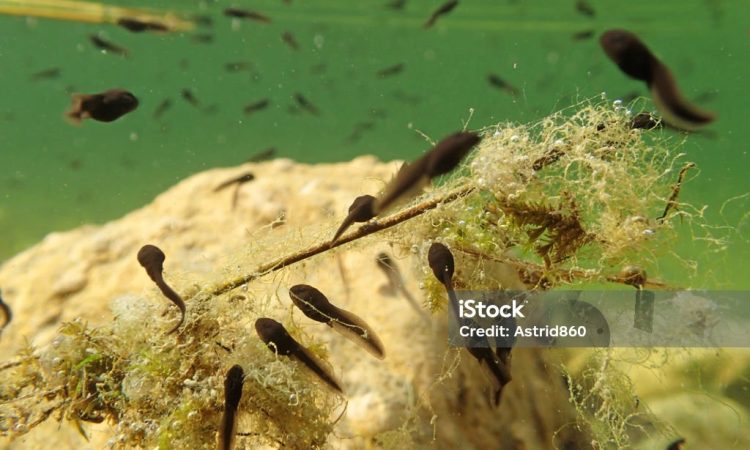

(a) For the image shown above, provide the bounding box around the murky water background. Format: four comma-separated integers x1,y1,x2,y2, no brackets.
0,0,748,287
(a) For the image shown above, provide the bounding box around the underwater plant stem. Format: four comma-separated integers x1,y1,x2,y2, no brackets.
456,247,670,289
208,184,476,297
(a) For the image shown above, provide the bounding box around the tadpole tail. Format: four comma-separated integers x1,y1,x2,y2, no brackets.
331,212,357,244
292,345,345,394
156,279,186,334
649,62,716,131
329,306,386,359
217,408,237,450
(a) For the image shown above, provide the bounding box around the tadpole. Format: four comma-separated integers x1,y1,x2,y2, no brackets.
219,365,244,450
255,318,344,393
136,244,185,334
289,284,385,359
331,194,376,243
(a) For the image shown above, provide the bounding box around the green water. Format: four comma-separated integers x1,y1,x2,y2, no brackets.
0,0,748,287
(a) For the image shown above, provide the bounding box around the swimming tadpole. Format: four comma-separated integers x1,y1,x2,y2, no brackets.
600,29,716,130
371,131,481,216
66,89,138,124
136,244,186,334
289,284,385,359
116,18,170,33
423,0,459,29
254,318,344,394
218,365,244,450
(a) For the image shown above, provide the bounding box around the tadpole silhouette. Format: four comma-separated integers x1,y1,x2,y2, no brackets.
600,29,715,130
219,365,244,450
137,244,186,334
255,318,344,393
289,284,385,359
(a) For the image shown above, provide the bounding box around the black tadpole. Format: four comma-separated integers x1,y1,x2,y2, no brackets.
289,284,385,359
427,242,455,291
372,131,481,216
219,365,244,450
600,29,715,130
255,318,344,393
137,244,186,334
331,194,376,243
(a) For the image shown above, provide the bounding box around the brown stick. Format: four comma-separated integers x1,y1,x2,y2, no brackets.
207,185,475,297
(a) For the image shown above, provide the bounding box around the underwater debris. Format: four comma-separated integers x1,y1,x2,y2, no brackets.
88,34,128,56
218,365,244,450
136,244,186,334
289,284,385,359
423,0,459,29
618,265,647,289
658,162,696,222
487,73,520,96
281,31,300,50
629,111,661,130
66,89,138,123
293,92,320,116
254,318,344,394
243,98,270,115
331,194,376,243
600,29,716,130
0,288,11,338
372,131,481,215
116,17,169,32
223,8,271,23
377,63,405,78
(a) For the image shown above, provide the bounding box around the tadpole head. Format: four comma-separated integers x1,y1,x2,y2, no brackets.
137,244,165,277
224,365,245,407
254,317,294,356
348,195,376,222
289,284,334,324
428,242,455,288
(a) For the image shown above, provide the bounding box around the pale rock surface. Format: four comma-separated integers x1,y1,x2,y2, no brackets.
0,157,582,449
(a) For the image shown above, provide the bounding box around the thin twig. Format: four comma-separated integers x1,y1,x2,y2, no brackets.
657,162,696,222
207,185,475,298
456,246,671,289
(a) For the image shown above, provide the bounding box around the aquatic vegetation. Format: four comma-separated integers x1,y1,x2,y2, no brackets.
0,98,716,448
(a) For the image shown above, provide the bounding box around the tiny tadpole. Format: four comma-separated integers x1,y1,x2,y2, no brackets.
137,244,186,333
423,0,459,29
